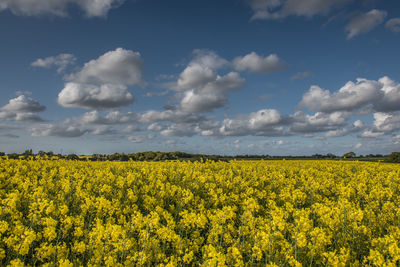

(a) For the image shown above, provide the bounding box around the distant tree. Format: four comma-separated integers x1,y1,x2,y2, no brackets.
120,154,129,161
0,152,5,156
23,149,33,156
343,152,356,158
385,152,400,163
67,154,79,160
8,153,19,159
326,153,336,159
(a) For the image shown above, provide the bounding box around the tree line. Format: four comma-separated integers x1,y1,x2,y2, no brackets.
1,149,398,162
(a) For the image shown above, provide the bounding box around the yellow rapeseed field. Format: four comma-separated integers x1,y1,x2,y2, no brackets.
1,158,400,266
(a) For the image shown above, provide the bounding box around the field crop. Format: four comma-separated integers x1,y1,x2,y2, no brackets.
0,159,400,266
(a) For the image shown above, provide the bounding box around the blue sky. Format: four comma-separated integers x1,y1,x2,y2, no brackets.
0,0,399,155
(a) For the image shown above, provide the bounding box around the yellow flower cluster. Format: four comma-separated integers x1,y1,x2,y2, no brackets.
0,158,400,266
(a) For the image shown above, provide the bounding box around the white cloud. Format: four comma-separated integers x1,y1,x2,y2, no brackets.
289,111,349,134
361,129,384,138
373,112,400,133
0,0,124,17
0,112,44,122
58,82,134,109
190,49,228,70
170,50,246,113
375,76,400,112
179,72,245,112
353,119,364,128
216,109,349,138
31,53,76,73
177,64,217,90
139,109,207,124
345,9,387,39
219,109,284,136
79,110,138,124
248,109,282,130
323,119,364,138
31,123,88,137
324,128,348,138
354,143,362,149
299,77,400,113
274,140,287,146
386,18,400,33
67,48,143,86
147,123,164,131
201,130,214,136
30,117,118,137
2,95,45,113
248,0,353,20
160,123,198,137
176,50,227,90
128,136,145,143
58,48,142,110
232,52,285,74
0,95,45,122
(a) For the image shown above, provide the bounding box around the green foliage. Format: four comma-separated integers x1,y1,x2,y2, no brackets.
343,152,356,158
385,152,400,163
66,154,79,160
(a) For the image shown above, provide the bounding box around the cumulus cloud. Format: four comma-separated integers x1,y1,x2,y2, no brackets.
375,76,400,112
177,64,217,90
300,78,382,112
58,48,142,109
31,53,76,73
323,119,364,138
79,110,138,125
67,48,143,86
172,50,245,113
372,112,400,133
360,129,384,138
147,123,164,131
232,52,285,74
151,109,356,138
2,95,45,113
247,0,354,20
0,112,43,122
248,109,282,130
218,109,284,136
345,9,387,39
324,128,349,138
58,82,134,109
160,123,198,137
30,117,119,137
176,50,227,90
31,123,88,137
354,112,400,139
0,0,124,17
0,95,45,122
171,50,284,113
386,18,400,33
139,109,207,124
300,76,400,113
289,111,349,134
179,72,245,112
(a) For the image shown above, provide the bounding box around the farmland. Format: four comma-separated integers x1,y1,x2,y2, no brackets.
1,159,400,266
